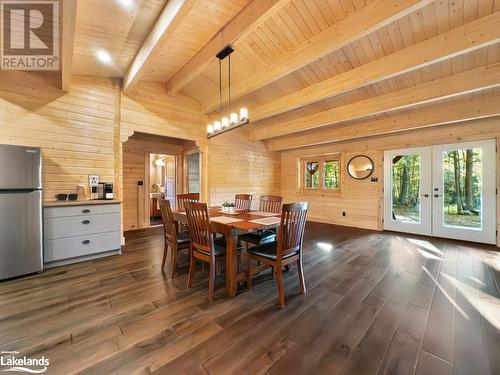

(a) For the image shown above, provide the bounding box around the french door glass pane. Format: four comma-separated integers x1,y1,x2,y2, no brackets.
392,154,421,223
442,148,482,229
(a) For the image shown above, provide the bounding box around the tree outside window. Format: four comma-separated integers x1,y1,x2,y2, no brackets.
305,161,320,188
324,160,340,189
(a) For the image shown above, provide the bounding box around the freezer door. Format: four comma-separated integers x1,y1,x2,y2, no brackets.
0,144,42,189
0,190,43,280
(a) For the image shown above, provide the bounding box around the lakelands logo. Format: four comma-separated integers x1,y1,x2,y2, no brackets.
0,350,49,373
0,0,60,70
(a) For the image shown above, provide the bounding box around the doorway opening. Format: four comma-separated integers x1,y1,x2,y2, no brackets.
122,132,199,232
149,153,176,227
383,139,496,244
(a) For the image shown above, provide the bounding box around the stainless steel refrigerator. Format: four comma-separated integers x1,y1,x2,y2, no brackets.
0,144,43,280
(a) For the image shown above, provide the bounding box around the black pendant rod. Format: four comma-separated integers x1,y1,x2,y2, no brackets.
228,53,231,118
218,58,222,119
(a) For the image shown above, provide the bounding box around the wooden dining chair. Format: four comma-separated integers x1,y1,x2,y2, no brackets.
176,193,199,211
259,195,283,213
158,198,190,278
235,194,252,210
185,201,226,301
247,202,309,308
239,195,283,246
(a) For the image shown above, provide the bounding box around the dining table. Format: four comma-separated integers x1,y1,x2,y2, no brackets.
172,206,281,298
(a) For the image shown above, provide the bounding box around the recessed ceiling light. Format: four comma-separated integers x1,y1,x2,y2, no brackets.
96,49,112,65
116,0,134,10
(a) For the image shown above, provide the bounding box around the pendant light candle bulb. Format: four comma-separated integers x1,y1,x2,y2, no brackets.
214,121,221,131
230,112,238,125
240,108,248,122
221,117,229,128
207,124,214,135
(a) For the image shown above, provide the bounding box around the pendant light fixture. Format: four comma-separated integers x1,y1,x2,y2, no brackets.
207,45,249,138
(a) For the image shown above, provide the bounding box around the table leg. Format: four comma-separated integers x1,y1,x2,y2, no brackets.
225,234,238,298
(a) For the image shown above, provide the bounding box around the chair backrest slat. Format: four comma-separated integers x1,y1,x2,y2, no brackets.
185,202,214,255
177,193,200,211
235,194,252,210
277,202,309,258
158,198,177,244
259,195,282,213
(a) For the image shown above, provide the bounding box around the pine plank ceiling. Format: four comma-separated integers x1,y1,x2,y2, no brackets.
70,0,500,148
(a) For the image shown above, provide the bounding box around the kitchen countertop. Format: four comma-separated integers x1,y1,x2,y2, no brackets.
43,199,122,208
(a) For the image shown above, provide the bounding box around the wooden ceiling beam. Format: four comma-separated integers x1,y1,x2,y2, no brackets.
165,0,288,96
249,63,500,141
61,0,77,91
123,0,195,94
266,95,500,151
202,0,434,113
251,12,500,122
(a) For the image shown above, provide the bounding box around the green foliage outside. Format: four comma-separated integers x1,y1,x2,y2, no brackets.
391,149,482,228
442,149,482,228
305,160,340,189
392,154,421,223
324,160,340,189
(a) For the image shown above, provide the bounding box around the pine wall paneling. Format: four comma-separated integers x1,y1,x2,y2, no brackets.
0,74,115,199
281,117,500,246
207,127,281,209
0,75,209,235
120,81,206,142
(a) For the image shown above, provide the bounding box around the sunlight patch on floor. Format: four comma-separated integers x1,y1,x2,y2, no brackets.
442,272,500,330
422,266,469,320
417,248,443,261
316,242,333,252
408,238,444,255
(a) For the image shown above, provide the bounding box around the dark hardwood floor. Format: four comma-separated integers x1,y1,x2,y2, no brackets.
0,223,499,374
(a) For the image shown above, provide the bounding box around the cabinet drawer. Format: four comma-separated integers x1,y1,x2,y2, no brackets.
44,212,120,240
44,204,120,218
44,231,121,262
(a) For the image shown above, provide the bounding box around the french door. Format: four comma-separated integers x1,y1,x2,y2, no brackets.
384,140,496,244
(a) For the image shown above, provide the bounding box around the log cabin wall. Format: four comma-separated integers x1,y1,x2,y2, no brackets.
207,128,281,209
0,75,116,199
120,81,206,143
280,117,500,246
0,75,207,218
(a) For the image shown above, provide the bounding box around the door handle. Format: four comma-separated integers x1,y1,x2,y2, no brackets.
434,194,442,198
421,194,429,198
82,240,90,244
82,209,90,213
82,220,90,224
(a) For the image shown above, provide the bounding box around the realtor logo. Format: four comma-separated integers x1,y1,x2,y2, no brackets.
0,0,59,70
0,350,50,373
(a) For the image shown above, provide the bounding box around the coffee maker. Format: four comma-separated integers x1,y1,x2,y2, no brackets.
91,182,113,200
103,183,114,200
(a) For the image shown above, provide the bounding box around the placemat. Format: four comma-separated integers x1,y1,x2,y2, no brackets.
249,217,281,225
250,211,280,217
210,216,244,224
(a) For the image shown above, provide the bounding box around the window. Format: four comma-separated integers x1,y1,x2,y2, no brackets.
305,161,320,188
324,159,340,189
301,156,341,193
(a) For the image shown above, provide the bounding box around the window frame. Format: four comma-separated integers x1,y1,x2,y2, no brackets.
300,155,342,195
